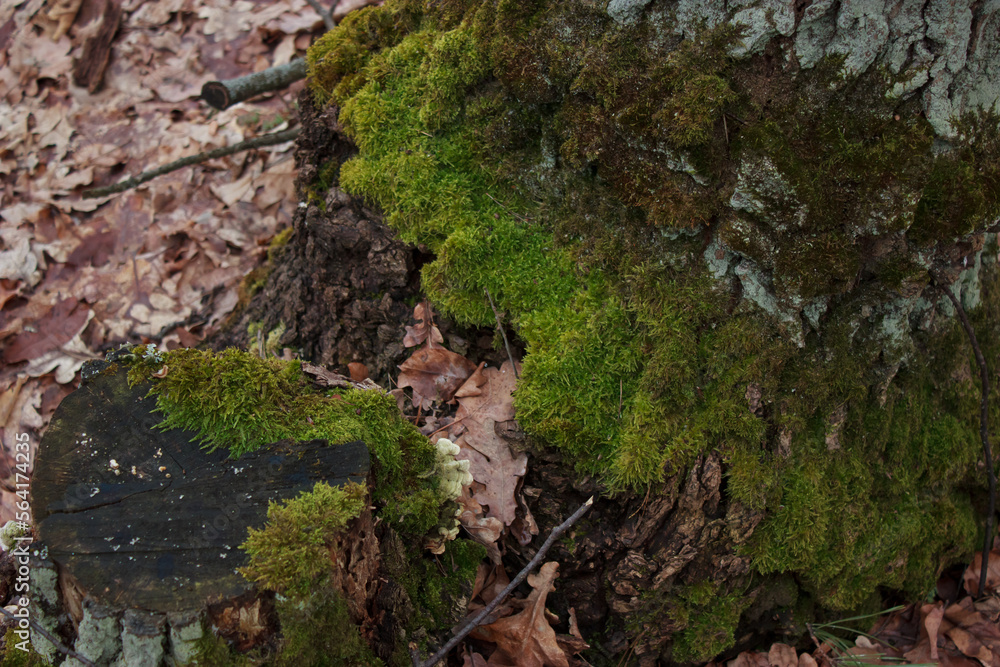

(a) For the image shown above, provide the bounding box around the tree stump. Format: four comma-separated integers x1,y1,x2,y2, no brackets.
29,353,370,665
223,0,1000,662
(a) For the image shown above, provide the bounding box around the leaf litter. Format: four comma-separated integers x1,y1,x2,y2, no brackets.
0,0,371,524
718,533,1000,667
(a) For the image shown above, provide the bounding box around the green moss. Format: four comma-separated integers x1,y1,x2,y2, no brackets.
910,113,1000,245
0,630,49,667
239,481,367,597
386,536,485,632
274,589,382,666
671,586,750,663
267,226,294,262
191,631,258,667
305,0,1000,656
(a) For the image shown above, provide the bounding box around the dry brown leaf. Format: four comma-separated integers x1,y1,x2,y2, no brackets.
403,301,444,348
470,561,510,611
453,361,525,526
347,362,368,382
397,346,476,409
3,297,91,364
458,486,503,561
924,602,944,660
332,0,383,22
962,548,1000,596
461,651,489,667
567,608,582,640
797,653,818,667
471,562,571,667
0,376,27,427
946,626,994,664
727,650,770,667
769,643,798,667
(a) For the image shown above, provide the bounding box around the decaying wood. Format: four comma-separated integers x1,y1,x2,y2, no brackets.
31,357,369,613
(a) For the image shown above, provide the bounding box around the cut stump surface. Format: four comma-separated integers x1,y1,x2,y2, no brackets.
31,357,370,613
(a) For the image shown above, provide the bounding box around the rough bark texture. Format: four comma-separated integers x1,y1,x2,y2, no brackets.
210,99,419,386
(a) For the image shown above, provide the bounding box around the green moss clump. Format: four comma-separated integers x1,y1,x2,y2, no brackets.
0,630,49,667
267,227,294,262
910,113,1000,245
239,481,367,597
384,535,485,632
670,585,750,664
274,589,382,667
191,631,257,667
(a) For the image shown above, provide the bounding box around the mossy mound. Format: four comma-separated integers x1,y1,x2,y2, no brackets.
304,0,1000,658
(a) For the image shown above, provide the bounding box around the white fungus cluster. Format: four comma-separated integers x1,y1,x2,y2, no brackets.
0,520,29,551
433,438,473,541
434,438,473,500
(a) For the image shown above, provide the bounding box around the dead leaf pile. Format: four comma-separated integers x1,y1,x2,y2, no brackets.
719,542,1000,667
394,301,537,554
394,301,574,660
0,0,375,523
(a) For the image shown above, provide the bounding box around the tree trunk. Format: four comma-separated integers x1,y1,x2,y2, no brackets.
216,0,1000,663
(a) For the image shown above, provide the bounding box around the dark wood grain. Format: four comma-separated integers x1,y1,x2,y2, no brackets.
31,357,369,613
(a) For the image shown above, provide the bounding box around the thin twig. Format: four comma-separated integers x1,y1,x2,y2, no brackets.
304,0,336,30
484,289,519,379
0,605,96,667
413,497,595,667
82,128,300,198
939,281,996,598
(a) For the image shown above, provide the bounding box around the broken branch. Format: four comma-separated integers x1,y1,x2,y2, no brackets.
414,496,595,667
200,59,308,111
82,127,300,198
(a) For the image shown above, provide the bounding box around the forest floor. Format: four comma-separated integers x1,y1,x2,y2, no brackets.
2,0,1000,665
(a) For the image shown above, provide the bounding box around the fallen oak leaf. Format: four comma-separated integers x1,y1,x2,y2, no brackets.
457,485,503,562
347,361,368,382
453,361,525,526
470,562,574,667
3,297,91,364
397,346,476,409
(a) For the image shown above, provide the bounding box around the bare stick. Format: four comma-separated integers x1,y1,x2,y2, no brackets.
0,604,96,667
484,289,519,379
414,496,595,667
82,128,300,198
939,283,996,598
304,0,336,30
201,59,308,110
